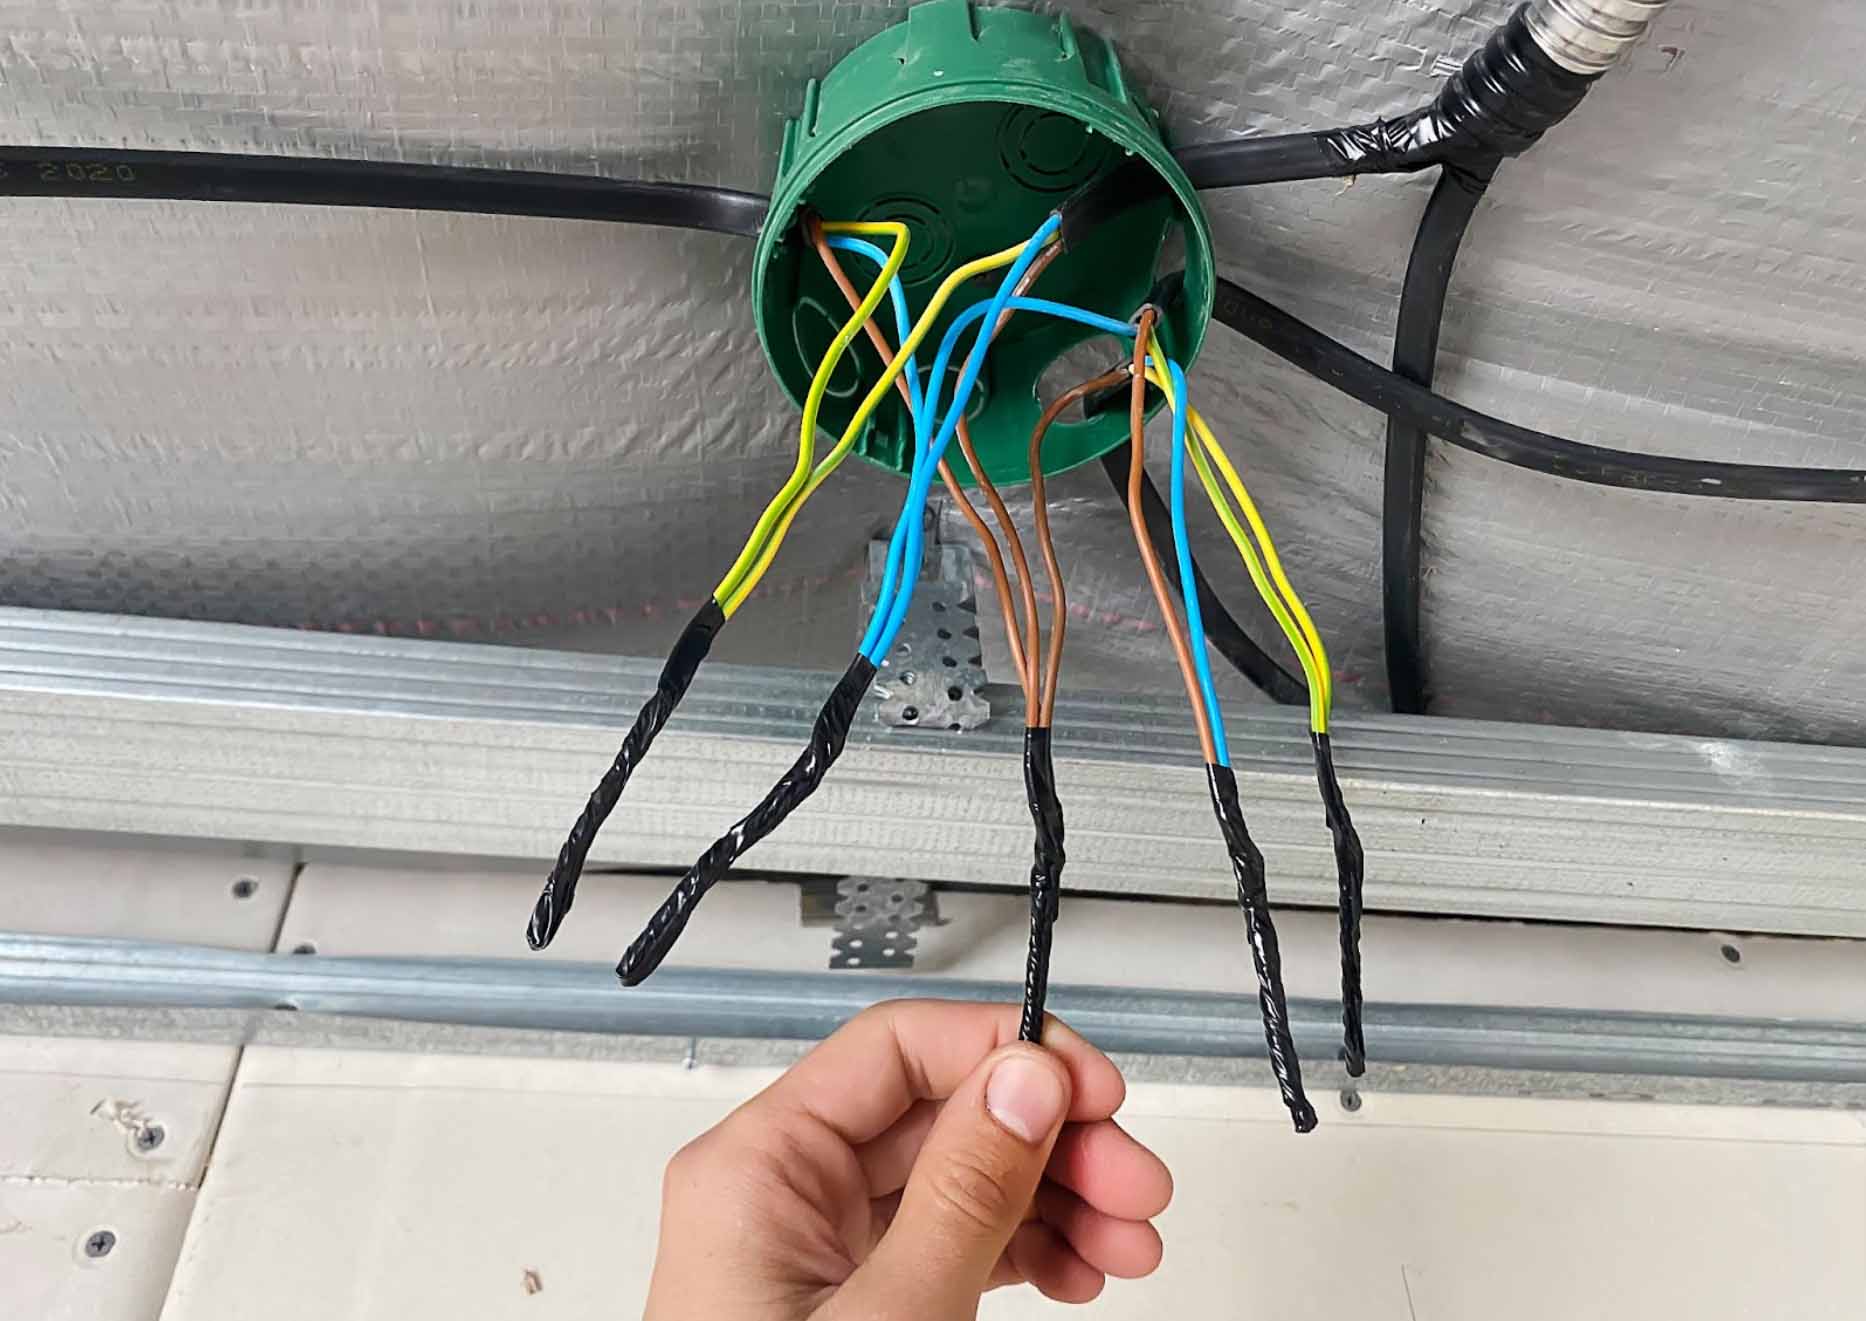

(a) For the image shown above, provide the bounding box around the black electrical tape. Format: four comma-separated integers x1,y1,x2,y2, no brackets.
528,599,725,950
1205,764,1317,1133
616,656,876,986
1410,4,1597,172
1209,276,1866,502
1310,732,1367,1078
1096,444,1309,706
1385,169,1491,716
1180,5,1594,190
1017,727,1067,1044
0,147,769,238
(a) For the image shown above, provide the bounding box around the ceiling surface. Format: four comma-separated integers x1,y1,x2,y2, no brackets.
2,0,1862,744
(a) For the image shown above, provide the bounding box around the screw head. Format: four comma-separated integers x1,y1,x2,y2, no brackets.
133,1122,165,1153
230,877,258,899
1338,1087,1363,1113
84,1229,116,1259
1720,943,1743,965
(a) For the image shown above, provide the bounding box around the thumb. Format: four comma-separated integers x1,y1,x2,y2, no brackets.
839,1044,1072,1319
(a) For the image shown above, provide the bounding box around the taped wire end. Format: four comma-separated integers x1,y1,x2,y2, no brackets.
527,598,726,951
614,656,877,985
1205,763,1316,1132
1017,727,1067,1044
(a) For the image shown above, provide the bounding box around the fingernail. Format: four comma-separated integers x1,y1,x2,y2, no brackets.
985,1053,1066,1144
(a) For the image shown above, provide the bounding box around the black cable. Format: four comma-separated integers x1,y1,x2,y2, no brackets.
0,146,768,238
1207,276,1866,502
1176,131,1364,190
1385,168,1493,716
1098,444,1308,705
529,600,726,949
1017,728,1066,1044
616,656,875,986
1205,763,1317,1133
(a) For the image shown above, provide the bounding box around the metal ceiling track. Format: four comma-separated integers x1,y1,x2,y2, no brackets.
0,608,1863,936
6,934,1864,1091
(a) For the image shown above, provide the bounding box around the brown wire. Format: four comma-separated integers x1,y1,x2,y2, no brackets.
993,238,1062,338
975,238,1065,706
1124,308,1216,764
1027,365,1131,727
806,217,1036,716
953,425,1041,713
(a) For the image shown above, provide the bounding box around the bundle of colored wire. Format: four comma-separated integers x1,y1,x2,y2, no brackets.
1017,365,1131,1043
809,225,1043,723
813,228,1070,1044
528,219,913,951
614,216,1065,986
1146,333,1368,1079
1118,317,1313,1132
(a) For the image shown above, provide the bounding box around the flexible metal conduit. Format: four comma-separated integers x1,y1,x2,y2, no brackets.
1525,0,1673,75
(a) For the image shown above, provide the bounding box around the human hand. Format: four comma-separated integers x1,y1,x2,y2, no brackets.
643,1000,1172,1319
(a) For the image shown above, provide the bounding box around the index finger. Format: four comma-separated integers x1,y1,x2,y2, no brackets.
746,1000,1126,1146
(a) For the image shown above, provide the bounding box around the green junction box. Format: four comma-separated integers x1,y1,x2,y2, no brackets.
752,0,1214,485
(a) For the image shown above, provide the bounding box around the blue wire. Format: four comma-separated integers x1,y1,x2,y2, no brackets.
860,215,1061,662
1166,358,1228,767
824,235,922,422
820,236,930,665
999,297,1136,340
854,292,1121,664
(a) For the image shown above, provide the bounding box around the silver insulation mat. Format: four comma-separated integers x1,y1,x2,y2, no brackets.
2,1,1863,744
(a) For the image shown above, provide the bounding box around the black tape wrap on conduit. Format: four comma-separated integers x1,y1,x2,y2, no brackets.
1173,4,1597,189
529,599,726,950
616,656,876,987
1204,764,1317,1133
1018,727,1067,1044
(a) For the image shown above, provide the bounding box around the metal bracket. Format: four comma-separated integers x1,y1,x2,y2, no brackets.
862,537,992,731
797,876,939,970
830,876,934,970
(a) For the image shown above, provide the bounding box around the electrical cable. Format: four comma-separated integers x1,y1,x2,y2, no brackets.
1164,359,1231,768
526,219,907,951
862,217,1063,663
821,229,1067,1044
616,217,1063,986
1163,369,1367,1076
0,145,768,238
714,219,910,615
1096,448,1308,705
812,227,1037,718
1015,367,1132,1044
1123,318,1314,1132
1121,310,1216,765
1385,167,1493,717
820,233,1123,1047
1207,275,1866,502
1073,3,1600,221
1031,369,1132,727
726,232,1046,616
